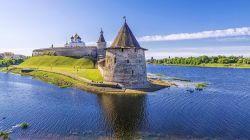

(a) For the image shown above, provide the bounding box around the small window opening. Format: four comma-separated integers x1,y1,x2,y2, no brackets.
134,48,137,52
114,57,116,64
127,60,129,63
121,48,124,52
132,70,134,75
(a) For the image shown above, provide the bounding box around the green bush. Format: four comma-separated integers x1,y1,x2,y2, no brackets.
0,131,9,139
21,122,29,129
195,83,208,91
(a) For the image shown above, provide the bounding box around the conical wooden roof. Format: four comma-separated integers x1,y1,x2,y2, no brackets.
110,21,142,49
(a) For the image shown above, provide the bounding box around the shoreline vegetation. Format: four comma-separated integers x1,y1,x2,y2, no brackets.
148,55,250,68
195,83,208,91
0,58,24,69
0,122,29,139
1,56,175,95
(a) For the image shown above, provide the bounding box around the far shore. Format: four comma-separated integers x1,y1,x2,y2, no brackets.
1,67,176,95
151,63,250,69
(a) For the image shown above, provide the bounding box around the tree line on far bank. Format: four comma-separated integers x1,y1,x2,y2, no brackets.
0,58,24,68
148,55,250,65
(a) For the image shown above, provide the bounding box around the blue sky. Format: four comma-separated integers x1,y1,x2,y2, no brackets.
1,0,250,58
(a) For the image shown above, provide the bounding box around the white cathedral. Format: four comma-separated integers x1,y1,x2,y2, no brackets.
64,33,86,48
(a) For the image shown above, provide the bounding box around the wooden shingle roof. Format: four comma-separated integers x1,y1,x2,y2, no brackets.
110,21,144,49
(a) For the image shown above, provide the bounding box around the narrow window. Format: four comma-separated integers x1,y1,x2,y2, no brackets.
121,48,124,52
114,57,116,64
132,70,134,75
134,48,137,52
127,60,129,63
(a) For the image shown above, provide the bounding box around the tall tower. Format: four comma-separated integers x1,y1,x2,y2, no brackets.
103,19,148,88
97,28,106,59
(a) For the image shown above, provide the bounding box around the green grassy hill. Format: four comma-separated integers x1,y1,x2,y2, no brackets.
19,56,103,82
20,56,94,69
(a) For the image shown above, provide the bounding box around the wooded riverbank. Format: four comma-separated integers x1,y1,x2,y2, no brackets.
149,56,250,69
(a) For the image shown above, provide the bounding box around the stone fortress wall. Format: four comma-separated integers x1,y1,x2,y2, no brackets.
33,32,106,60
32,47,97,59
103,48,148,88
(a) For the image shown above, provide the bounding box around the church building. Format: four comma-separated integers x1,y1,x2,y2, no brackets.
64,33,86,48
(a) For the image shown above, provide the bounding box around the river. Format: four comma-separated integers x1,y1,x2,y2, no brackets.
1,64,250,139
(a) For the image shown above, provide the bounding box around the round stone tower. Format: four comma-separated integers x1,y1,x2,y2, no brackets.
97,28,106,60
103,20,148,88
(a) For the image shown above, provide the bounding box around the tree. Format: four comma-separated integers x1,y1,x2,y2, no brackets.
2,58,13,70
237,58,243,64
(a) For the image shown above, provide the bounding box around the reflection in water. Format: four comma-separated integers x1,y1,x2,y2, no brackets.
97,94,147,139
2,65,250,139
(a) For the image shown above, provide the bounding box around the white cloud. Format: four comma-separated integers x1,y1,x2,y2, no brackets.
145,46,250,59
139,27,250,42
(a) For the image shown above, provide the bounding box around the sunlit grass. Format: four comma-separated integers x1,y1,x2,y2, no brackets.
77,69,103,82
20,55,94,69
18,56,103,82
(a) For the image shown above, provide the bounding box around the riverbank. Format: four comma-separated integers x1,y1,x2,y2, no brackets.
2,67,175,95
155,63,250,69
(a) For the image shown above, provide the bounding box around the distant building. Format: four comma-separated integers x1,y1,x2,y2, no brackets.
65,33,86,48
96,29,107,59
150,57,156,63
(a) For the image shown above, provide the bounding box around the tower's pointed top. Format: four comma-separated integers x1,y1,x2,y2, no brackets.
97,28,106,43
100,28,103,34
123,16,126,23
110,19,143,49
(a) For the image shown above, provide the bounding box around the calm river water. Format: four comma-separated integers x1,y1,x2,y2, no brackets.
1,65,250,139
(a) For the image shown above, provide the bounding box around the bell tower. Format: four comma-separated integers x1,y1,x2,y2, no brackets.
97,28,107,60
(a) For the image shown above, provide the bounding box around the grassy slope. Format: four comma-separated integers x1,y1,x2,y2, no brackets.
19,56,103,82
20,56,94,68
